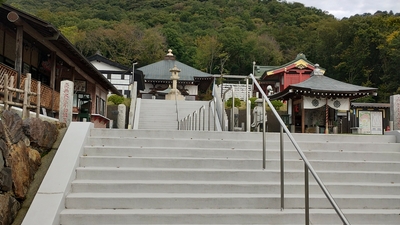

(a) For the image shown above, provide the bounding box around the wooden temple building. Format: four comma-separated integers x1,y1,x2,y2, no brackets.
268,65,378,133
0,4,120,127
254,53,325,95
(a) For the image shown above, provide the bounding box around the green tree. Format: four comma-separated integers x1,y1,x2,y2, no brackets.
194,35,221,73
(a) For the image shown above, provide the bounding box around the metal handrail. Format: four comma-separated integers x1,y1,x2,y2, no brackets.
175,91,180,130
179,98,217,131
249,73,350,225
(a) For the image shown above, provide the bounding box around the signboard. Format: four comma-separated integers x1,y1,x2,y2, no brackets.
59,80,74,126
390,95,400,130
358,110,383,135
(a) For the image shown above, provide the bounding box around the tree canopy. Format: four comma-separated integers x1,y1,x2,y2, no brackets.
6,0,400,102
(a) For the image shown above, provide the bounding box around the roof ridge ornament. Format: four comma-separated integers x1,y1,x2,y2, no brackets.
164,49,176,60
311,64,324,76
167,49,173,56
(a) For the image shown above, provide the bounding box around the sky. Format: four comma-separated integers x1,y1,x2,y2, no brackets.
292,0,400,19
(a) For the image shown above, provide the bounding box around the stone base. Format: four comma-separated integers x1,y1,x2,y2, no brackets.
165,93,185,100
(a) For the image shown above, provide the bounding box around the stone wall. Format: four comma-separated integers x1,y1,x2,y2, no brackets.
0,110,60,225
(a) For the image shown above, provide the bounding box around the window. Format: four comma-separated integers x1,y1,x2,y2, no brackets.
121,74,125,80
107,74,111,79
96,96,106,116
124,90,131,98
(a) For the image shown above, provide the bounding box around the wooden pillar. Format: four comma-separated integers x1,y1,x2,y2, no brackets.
15,26,23,92
325,98,329,134
50,51,56,114
7,12,23,97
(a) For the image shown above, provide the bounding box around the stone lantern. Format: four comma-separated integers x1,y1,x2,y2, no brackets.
165,65,185,100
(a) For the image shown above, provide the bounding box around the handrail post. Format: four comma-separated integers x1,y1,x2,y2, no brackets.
305,163,310,225
280,125,284,210
231,86,234,131
201,106,205,131
246,77,250,132
193,111,197,130
247,100,251,132
208,99,213,131
262,96,266,169
214,98,217,131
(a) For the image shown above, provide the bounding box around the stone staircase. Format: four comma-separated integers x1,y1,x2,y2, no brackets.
138,99,215,130
58,129,400,224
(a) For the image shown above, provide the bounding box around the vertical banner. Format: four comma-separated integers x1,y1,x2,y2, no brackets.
390,95,400,130
59,80,74,126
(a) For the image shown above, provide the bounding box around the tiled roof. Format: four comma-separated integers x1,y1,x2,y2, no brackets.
139,59,212,81
269,66,377,100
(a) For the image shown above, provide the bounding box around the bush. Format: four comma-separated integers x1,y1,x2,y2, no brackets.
271,100,283,110
225,97,241,108
107,94,125,105
249,97,283,110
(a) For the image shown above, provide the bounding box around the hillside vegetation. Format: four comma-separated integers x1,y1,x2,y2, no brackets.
5,0,400,102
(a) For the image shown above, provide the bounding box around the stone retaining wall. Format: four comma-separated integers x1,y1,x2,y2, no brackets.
0,110,61,225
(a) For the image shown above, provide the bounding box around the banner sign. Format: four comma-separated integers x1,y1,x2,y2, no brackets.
303,96,350,111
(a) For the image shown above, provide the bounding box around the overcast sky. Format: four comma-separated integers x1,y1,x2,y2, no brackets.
292,0,400,19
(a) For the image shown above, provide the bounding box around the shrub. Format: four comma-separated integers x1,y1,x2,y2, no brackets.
107,94,125,105
225,97,241,108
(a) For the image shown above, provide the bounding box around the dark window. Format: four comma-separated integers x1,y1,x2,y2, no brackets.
124,90,131,97
121,74,125,80
107,74,111,79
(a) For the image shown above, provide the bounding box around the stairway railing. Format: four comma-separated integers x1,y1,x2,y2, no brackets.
178,98,216,131
249,73,350,225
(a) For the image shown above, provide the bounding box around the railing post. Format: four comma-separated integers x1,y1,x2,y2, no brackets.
208,100,212,131
280,125,284,210
193,111,197,130
214,98,217,131
36,81,41,118
22,74,30,119
9,76,14,104
247,100,251,132
231,87,234,131
262,96,266,169
246,77,250,132
305,163,310,225
201,106,205,131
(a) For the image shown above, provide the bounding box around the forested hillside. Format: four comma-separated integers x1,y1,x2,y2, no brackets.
5,0,400,102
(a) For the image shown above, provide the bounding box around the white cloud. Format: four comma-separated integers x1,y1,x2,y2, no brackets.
292,0,400,19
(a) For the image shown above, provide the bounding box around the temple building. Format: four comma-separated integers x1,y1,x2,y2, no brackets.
138,50,213,100
254,53,325,95
269,65,378,134
0,4,120,127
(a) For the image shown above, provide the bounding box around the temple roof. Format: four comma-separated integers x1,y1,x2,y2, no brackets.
269,65,378,100
139,50,212,82
255,53,325,78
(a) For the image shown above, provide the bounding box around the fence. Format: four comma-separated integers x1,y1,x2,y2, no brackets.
0,73,40,118
0,63,60,115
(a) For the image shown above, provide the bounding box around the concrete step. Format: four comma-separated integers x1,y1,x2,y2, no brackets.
86,136,400,152
60,127,400,225
79,156,400,172
71,180,400,195
83,146,400,161
90,128,398,143
59,208,400,224
75,167,400,183
64,193,400,209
